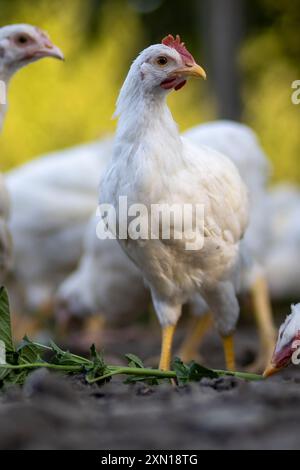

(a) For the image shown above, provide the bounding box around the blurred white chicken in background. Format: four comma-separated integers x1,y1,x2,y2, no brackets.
0,175,12,282
184,121,270,265
265,184,300,300
181,121,276,370
0,24,64,284
6,138,113,311
264,303,300,377
100,35,249,371
56,214,150,325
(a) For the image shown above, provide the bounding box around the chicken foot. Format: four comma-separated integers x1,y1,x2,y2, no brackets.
178,313,213,363
247,276,277,373
159,324,176,371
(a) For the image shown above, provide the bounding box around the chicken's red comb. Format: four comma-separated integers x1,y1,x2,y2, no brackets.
161,34,195,63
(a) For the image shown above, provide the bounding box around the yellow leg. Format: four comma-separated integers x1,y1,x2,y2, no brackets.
56,312,106,347
248,276,277,372
85,315,106,335
222,335,236,371
39,298,55,318
11,312,42,343
179,313,213,362
159,324,176,371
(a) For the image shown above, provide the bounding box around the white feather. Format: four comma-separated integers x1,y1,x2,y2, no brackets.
274,303,300,355
265,184,300,300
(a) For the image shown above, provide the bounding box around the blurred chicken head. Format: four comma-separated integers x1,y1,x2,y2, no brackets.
0,24,64,79
264,304,300,377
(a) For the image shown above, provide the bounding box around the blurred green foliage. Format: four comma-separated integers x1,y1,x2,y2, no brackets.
0,0,299,184
0,0,209,171
242,0,300,184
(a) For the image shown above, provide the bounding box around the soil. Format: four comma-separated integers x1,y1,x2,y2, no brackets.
0,323,299,450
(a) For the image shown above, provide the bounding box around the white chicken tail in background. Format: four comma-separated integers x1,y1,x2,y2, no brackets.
264,184,300,301
264,304,300,377
182,121,276,372
100,34,249,371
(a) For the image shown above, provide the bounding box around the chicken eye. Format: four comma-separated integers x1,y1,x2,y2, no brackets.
15,35,30,45
157,56,168,66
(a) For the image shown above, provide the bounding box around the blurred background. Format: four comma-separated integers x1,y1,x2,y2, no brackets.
0,0,299,181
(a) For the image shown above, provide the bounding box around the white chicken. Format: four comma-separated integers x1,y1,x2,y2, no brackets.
264,303,300,377
57,120,275,371
58,76,276,372
0,24,63,130
0,24,63,284
6,137,113,310
100,35,248,371
264,184,300,300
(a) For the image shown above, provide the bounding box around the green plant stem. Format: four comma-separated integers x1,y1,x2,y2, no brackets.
87,365,262,384
213,370,263,381
87,366,176,384
0,360,263,383
0,363,83,371
31,342,92,365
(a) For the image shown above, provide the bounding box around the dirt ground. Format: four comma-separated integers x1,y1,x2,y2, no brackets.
0,323,300,450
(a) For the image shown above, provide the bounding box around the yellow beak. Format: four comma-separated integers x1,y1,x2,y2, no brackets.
263,363,282,378
175,63,207,80
35,45,65,61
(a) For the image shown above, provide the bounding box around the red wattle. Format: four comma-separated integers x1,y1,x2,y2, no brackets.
175,80,186,91
160,78,177,90
160,78,187,91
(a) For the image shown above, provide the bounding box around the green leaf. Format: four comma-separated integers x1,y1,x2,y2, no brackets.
0,286,14,354
85,345,110,383
0,367,11,382
122,354,161,384
171,357,190,384
49,341,85,366
123,375,160,385
124,353,144,369
188,361,219,381
123,354,160,384
17,336,45,365
89,344,107,371
172,357,218,384
90,344,102,361
6,370,28,387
